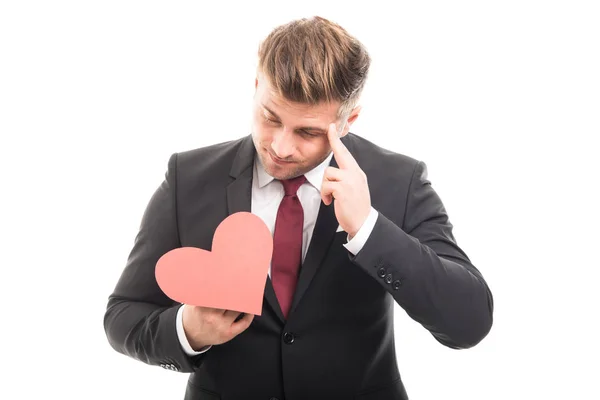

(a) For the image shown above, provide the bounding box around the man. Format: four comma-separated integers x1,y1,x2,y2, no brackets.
104,16,493,400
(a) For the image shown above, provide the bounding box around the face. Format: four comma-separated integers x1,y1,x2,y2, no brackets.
250,72,360,180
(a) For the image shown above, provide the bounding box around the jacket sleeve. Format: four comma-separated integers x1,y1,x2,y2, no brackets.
103,153,205,373
350,160,494,349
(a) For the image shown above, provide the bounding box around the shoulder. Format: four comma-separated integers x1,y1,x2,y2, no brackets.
344,133,430,217
161,136,253,193
175,136,247,171
344,132,421,180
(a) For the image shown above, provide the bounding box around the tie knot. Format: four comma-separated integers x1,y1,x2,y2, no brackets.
280,175,306,196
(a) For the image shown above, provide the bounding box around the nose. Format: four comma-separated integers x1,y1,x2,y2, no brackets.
270,129,295,159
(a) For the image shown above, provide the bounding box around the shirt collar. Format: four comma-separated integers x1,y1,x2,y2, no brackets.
255,151,334,192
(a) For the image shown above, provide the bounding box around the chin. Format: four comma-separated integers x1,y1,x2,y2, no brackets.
266,166,301,181
266,161,304,180
258,151,296,179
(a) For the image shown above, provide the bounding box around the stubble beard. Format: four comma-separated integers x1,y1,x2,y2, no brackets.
252,133,331,181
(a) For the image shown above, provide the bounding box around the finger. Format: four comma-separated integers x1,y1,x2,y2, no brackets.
233,312,246,323
323,166,345,182
216,307,231,317
200,306,227,316
321,180,341,204
327,123,357,170
223,310,243,323
230,313,255,335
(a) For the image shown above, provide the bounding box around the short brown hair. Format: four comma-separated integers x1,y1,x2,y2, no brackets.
257,16,371,120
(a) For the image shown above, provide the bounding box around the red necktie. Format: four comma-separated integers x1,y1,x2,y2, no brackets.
271,175,307,319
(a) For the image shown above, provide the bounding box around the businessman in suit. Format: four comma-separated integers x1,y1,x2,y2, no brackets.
104,16,493,399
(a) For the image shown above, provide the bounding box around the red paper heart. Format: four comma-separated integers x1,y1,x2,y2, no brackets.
155,212,273,315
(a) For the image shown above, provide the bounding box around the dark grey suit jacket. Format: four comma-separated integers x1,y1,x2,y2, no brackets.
104,133,493,400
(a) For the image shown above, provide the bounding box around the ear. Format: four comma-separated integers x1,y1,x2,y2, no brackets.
255,67,264,90
339,105,362,138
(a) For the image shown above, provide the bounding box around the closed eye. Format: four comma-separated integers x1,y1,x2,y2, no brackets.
263,115,279,125
263,115,318,137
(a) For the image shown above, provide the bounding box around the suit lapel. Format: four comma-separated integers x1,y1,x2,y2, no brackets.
226,135,286,324
226,135,254,215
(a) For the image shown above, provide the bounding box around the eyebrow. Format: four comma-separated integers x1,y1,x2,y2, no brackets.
262,104,329,134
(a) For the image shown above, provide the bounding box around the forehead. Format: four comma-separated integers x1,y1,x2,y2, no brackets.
258,78,340,121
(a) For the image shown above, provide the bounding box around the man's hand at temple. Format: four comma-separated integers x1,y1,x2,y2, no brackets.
321,122,372,239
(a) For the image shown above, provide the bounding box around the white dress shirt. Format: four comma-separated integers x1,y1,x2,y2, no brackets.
176,151,379,355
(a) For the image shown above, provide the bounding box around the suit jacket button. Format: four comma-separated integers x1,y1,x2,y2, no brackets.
393,280,402,290
385,274,393,284
377,267,386,278
283,332,295,344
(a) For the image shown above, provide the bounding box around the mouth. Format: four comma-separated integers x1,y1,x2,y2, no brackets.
268,151,294,165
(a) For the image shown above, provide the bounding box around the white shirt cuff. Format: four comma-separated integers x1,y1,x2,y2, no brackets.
176,304,212,356
343,207,378,255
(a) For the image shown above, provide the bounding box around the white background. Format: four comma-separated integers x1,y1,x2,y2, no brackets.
1,1,599,399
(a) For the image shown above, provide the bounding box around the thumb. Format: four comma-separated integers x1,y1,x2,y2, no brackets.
231,313,254,335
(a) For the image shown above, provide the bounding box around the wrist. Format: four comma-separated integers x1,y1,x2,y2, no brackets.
182,305,209,350
190,339,209,351
349,210,370,239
